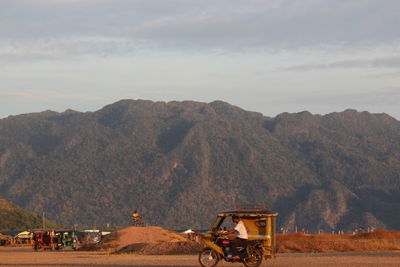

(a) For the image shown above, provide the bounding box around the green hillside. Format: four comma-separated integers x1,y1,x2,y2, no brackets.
0,198,60,230
0,100,399,232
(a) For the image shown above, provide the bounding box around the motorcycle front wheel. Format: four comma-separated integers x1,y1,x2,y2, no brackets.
242,245,263,267
198,247,219,267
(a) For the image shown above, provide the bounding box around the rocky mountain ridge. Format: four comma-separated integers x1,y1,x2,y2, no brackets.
0,100,399,231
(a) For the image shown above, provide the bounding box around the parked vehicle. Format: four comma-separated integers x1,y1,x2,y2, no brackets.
32,230,54,251
199,206,278,267
54,230,77,250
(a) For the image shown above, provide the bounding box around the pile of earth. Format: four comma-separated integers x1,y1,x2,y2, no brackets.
79,226,203,254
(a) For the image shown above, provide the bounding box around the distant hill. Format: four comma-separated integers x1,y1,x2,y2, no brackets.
0,198,60,230
0,100,399,232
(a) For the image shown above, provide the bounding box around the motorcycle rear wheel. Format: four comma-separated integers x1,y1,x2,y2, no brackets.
242,245,263,267
199,247,219,267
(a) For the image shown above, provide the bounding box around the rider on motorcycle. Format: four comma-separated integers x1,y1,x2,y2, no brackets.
226,215,248,259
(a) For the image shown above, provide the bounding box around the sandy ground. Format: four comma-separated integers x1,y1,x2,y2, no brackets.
1,247,400,267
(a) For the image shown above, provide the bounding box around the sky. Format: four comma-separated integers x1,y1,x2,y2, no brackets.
1,0,400,119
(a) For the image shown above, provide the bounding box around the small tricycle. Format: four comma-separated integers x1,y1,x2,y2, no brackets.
32,230,54,251
54,230,77,250
199,206,278,267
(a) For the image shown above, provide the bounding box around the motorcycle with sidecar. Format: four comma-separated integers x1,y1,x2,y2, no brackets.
198,206,278,267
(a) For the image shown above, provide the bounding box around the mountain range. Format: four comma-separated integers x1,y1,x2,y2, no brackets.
0,100,399,232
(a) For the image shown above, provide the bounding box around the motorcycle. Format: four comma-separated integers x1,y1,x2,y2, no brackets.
198,231,264,267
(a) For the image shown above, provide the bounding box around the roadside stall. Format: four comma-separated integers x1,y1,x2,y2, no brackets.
76,230,102,243
0,233,12,246
14,231,32,245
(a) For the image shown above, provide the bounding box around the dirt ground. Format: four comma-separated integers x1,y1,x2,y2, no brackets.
1,247,400,267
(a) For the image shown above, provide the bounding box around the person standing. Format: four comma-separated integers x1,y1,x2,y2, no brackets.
132,210,140,226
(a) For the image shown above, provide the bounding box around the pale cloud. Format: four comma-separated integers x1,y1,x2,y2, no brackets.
1,0,399,52
0,90,109,101
0,38,145,62
1,0,400,119
0,92,38,99
286,87,400,106
281,57,400,71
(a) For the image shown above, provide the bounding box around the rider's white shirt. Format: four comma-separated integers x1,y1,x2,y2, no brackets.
234,220,248,239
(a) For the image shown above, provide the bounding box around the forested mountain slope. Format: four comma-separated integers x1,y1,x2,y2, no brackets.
0,198,60,230
0,100,399,231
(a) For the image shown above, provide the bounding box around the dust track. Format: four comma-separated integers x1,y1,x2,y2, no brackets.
1,247,400,267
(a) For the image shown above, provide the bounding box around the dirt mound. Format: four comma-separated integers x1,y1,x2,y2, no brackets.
80,226,189,252
116,241,203,255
